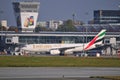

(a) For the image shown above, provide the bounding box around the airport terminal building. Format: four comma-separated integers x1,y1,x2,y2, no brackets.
0,25,120,56
0,1,120,56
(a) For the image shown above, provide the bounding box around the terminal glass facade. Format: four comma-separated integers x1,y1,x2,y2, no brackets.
19,36,93,44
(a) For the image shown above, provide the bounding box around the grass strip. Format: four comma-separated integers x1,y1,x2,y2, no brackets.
0,56,120,67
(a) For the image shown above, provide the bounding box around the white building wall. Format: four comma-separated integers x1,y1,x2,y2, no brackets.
1,20,7,27
110,37,116,45
37,21,47,27
37,20,63,30
48,20,63,30
12,36,19,44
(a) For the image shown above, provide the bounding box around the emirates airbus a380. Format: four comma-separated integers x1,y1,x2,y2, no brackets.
18,29,106,55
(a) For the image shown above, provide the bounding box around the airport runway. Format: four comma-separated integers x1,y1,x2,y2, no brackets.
0,67,120,80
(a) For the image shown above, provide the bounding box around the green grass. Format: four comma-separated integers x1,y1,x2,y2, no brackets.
0,56,120,67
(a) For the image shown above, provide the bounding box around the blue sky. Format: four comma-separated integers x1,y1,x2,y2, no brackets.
0,0,120,26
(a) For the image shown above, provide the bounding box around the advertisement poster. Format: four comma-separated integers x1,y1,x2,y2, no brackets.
21,12,38,29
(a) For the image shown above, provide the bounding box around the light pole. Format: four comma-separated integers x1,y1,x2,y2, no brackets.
82,25,85,57
72,13,75,25
84,12,89,56
85,12,89,44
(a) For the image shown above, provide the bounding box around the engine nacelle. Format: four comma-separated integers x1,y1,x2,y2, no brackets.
50,50,60,55
64,49,73,54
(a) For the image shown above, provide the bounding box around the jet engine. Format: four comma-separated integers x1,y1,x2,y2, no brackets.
50,50,60,55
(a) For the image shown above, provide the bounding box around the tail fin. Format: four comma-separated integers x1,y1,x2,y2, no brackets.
84,29,106,50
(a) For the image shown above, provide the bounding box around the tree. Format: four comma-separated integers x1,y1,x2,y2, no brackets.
0,26,7,31
35,25,52,32
57,19,77,32
8,26,18,32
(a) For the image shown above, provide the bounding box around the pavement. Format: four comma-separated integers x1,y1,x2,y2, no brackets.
0,67,119,80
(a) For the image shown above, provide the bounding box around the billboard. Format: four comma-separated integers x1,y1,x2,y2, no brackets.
20,12,38,29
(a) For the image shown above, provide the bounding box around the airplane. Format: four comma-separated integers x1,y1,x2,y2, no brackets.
16,29,106,55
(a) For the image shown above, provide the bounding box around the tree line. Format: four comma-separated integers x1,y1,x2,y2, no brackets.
0,19,78,32
35,19,78,32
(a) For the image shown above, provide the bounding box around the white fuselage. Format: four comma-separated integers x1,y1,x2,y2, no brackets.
21,43,83,52
21,42,99,54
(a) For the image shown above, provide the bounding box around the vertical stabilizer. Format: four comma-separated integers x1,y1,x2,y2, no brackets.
84,29,106,50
